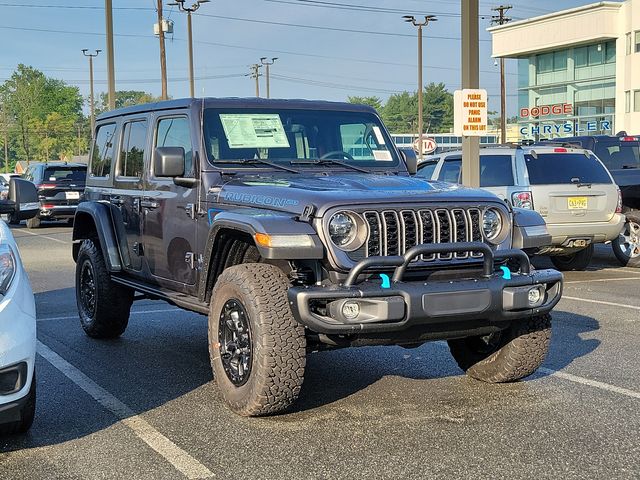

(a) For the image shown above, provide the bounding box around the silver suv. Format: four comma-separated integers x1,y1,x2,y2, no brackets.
418,145,624,271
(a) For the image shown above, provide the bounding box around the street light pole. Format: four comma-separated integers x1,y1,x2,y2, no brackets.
491,5,512,144
82,49,101,136
260,57,278,99
169,0,210,98
403,15,437,160
105,0,116,110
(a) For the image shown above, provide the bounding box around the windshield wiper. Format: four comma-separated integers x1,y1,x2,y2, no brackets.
290,158,370,173
218,158,300,174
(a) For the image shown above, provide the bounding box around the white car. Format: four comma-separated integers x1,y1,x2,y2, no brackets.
0,184,38,434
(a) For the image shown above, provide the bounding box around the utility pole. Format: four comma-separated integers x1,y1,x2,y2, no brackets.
105,0,116,110
403,15,437,160
461,0,480,187
2,105,8,174
260,57,278,99
247,64,262,97
157,0,168,100
491,5,512,144
82,49,101,136
170,0,210,98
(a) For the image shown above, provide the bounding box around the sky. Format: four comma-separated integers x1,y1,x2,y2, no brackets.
0,0,614,119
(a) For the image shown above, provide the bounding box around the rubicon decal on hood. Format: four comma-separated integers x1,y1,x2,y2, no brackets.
220,191,300,208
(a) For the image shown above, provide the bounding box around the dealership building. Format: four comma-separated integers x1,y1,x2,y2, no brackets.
488,0,640,139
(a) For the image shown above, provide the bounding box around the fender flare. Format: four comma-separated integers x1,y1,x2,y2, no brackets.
72,202,123,272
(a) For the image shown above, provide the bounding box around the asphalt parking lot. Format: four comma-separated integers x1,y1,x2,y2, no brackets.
1,223,639,479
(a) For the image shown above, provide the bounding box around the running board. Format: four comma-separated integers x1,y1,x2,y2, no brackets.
111,276,210,315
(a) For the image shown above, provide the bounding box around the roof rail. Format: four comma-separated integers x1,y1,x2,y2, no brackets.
536,140,583,149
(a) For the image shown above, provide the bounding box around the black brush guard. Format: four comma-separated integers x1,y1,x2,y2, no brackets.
288,242,563,334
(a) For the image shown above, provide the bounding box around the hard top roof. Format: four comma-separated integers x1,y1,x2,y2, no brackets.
96,97,377,121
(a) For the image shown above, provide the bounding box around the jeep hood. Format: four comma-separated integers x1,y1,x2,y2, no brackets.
213,173,501,216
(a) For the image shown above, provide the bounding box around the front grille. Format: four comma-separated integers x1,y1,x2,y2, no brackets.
362,207,484,263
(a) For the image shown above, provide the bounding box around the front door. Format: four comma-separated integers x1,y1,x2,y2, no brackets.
143,113,198,292
112,118,148,273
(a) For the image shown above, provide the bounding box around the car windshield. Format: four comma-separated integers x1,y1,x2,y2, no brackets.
524,153,612,185
593,140,640,170
416,161,438,179
203,108,400,168
43,167,87,182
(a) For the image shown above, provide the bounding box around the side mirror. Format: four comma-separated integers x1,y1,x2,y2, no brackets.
154,147,185,178
400,148,418,175
0,178,39,219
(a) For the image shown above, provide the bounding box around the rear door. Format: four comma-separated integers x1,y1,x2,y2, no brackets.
113,117,148,273
524,149,616,224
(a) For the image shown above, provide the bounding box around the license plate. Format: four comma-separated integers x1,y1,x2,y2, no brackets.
65,191,80,200
568,197,587,210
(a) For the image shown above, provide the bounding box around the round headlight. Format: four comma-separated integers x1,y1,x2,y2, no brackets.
482,208,503,243
329,212,357,248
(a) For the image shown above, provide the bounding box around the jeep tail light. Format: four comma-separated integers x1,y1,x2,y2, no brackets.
512,191,533,210
42,204,55,209
621,136,638,142
616,189,623,214
38,183,56,189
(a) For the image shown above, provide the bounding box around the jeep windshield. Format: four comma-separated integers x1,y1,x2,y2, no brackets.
203,108,400,169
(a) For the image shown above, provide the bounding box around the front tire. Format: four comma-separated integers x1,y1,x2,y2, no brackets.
7,212,20,225
208,263,306,416
550,244,594,271
612,212,640,267
448,314,551,383
76,238,134,338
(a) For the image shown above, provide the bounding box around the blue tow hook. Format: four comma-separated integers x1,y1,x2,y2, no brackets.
500,266,512,280
379,273,391,289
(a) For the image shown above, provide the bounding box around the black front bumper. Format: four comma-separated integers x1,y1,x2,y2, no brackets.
288,242,563,335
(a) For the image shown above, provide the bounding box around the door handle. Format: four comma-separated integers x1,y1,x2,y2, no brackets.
140,198,159,209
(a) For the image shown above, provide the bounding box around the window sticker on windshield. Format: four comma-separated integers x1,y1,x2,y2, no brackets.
220,114,290,149
372,126,386,145
373,150,392,161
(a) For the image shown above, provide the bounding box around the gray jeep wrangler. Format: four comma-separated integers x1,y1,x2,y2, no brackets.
73,98,563,416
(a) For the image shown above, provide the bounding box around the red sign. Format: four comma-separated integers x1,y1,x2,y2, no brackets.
520,103,573,118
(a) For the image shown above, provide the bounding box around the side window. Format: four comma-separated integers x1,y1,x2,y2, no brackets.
90,123,117,178
479,155,515,187
438,159,462,184
156,117,193,175
118,120,148,178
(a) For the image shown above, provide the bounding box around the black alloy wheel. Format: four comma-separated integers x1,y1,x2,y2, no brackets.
218,299,253,387
79,260,97,318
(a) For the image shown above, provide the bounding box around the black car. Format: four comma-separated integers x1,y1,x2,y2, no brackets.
19,162,87,228
541,134,640,267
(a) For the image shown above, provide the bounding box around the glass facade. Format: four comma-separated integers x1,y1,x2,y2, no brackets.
518,40,616,139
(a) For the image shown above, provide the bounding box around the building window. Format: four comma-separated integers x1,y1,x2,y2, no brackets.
627,33,632,55
537,52,554,73
575,47,588,67
554,51,567,70
605,41,616,63
635,31,640,53
626,91,631,113
537,50,567,73
588,44,604,65
635,90,640,112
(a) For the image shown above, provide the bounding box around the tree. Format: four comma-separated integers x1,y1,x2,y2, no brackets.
95,90,164,115
382,91,416,133
423,83,454,133
348,96,383,112
1,64,84,163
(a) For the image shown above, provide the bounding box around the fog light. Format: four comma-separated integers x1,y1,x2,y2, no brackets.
528,287,543,306
342,301,360,320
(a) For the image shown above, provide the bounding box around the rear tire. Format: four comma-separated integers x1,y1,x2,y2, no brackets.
76,238,134,338
7,212,20,225
208,263,306,416
448,314,551,383
26,216,41,229
0,374,36,435
612,212,640,267
550,244,594,271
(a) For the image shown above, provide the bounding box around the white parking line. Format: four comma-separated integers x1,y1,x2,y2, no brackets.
539,368,640,400
17,229,69,244
38,308,180,322
561,296,640,312
565,277,640,284
37,341,214,479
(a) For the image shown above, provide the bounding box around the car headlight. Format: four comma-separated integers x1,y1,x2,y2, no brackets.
0,244,16,296
328,211,366,251
482,208,508,244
